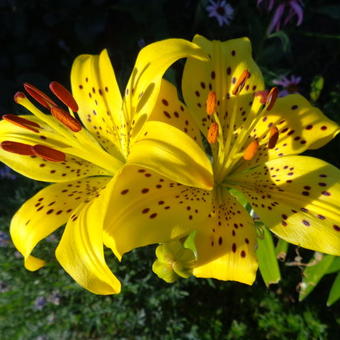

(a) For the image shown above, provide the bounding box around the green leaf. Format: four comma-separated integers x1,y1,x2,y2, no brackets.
267,31,291,53
326,256,340,274
299,254,334,301
256,226,281,286
310,75,324,102
275,239,289,261
314,5,340,20
327,272,340,306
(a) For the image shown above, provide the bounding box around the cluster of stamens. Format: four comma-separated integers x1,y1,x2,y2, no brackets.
205,70,280,167
1,81,83,162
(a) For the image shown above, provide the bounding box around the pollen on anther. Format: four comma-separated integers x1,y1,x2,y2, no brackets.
206,91,216,116
49,81,79,112
243,140,259,160
207,122,219,144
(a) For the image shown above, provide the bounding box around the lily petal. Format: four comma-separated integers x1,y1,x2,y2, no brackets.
236,94,340,171
193,191,258,285
182,35,264,139
227,155,340,255
102,164,212,259
56,189,121,295
128,121,213,190
71,49,124,156
149,79,202,146
10,177,110,271
124,38,208,139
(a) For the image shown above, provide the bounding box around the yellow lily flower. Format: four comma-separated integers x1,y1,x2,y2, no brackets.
0,39,213,294
99,35,340,286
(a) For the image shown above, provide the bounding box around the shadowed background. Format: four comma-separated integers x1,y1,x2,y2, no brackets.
0,0,340,339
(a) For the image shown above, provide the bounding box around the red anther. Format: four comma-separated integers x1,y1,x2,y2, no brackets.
2,114,40,133
206,91,217,116
32,144,66,162
49,81,79,112
1,141,35,156
24,83,57,109
266,87,279,111
243,139,259,161
232,70,250,96
50,107,82,132
207,122,219,144
14,91,27,103
255,90,269,104
268,126,279,149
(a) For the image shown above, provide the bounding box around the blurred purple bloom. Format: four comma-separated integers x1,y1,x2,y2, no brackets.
34,296,47,311
257,0,304,34
0,231,10,247
273,74,301,97
0,165,16,180
206,0,234,27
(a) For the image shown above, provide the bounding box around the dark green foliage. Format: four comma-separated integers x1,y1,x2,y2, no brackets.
1,0,340,338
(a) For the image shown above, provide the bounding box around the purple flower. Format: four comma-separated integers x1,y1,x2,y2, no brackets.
34,296,47,311
0,165,16,180
206,0,234,27
273,74,302,97
257,0,304,34
0,231,10,247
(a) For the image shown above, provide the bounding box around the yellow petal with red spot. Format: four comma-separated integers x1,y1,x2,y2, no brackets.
125,38,208,138
236,94,339,170
71,49,125,156
182,35,264,140
101,164,212,259
148,79,202,146
128,121,213,190
56,180,121,295
10,177,110,271
227,156,340,255
193,191,258,285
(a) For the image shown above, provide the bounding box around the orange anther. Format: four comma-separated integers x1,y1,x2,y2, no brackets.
49,81,79,112
243,139,259,160
1,141,35,155
2,114,40,133
268,126,279,149
255,90,269,104
24,83,57,109
32,144,66,162
206,91,217,116
266,87,279,111
14,91,27,104
232,70,250,95
51,107,82,132
207,122,219,144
